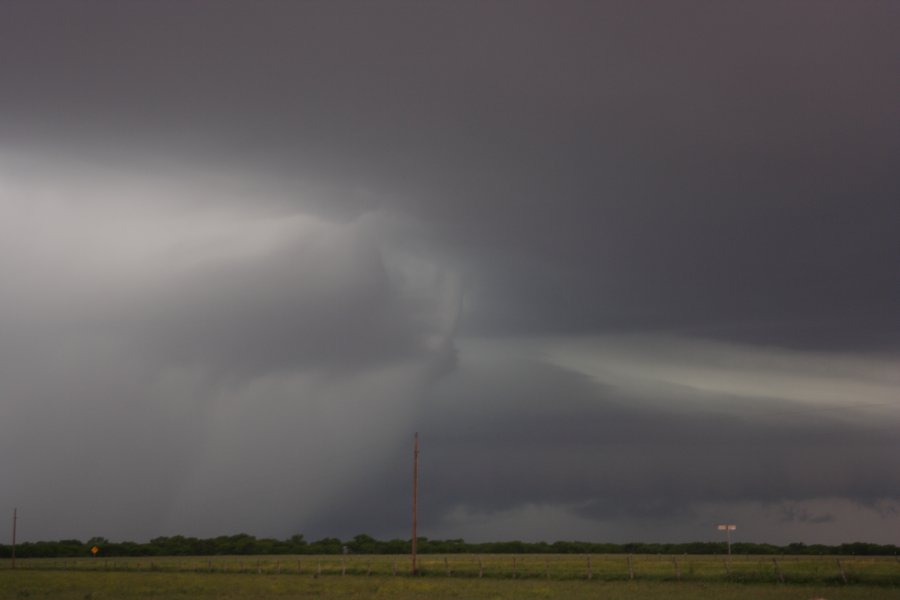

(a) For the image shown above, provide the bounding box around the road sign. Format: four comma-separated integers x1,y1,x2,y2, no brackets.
716,524,736,556
91,546,99,556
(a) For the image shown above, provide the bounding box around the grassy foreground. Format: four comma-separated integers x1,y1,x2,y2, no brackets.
1,570,898,600
5,553,899,583
3,554,898,599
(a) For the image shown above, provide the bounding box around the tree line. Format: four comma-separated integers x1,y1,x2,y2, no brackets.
0,534,896,558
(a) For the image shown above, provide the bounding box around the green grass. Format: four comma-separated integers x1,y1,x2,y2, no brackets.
1,570,898,600
7,554,899,584
2,555,898,599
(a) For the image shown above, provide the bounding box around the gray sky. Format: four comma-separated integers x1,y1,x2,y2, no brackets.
1,1,898,545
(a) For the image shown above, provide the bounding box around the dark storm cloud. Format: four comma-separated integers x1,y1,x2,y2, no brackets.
779,505,835,525
418,345,900,514
1,1,898,543
304,335,899,543
407,339,900,543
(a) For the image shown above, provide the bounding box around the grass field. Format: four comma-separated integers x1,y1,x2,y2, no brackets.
2,555,898,599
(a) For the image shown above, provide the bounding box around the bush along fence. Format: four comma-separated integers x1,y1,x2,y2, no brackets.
1,535,897,559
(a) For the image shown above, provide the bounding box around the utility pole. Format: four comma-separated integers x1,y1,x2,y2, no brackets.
11,508,17,570
411,432,419,576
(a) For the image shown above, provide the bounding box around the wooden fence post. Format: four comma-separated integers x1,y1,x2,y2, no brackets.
673,557,681,580
587,554,593,580
628,554,634,579
478,557,483,578
836,558,848,584
772,558,784,583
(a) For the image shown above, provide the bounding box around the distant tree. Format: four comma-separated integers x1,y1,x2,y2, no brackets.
308,537,342,554
287,533,308,553
347,534,378,554
2,534,896,558
381,538,410,554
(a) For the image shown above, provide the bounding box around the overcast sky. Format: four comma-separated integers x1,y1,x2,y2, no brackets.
1,1,898,546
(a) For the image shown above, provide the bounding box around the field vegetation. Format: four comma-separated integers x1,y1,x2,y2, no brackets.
4,538,898,598
1,563,899,600
3,553,898,584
